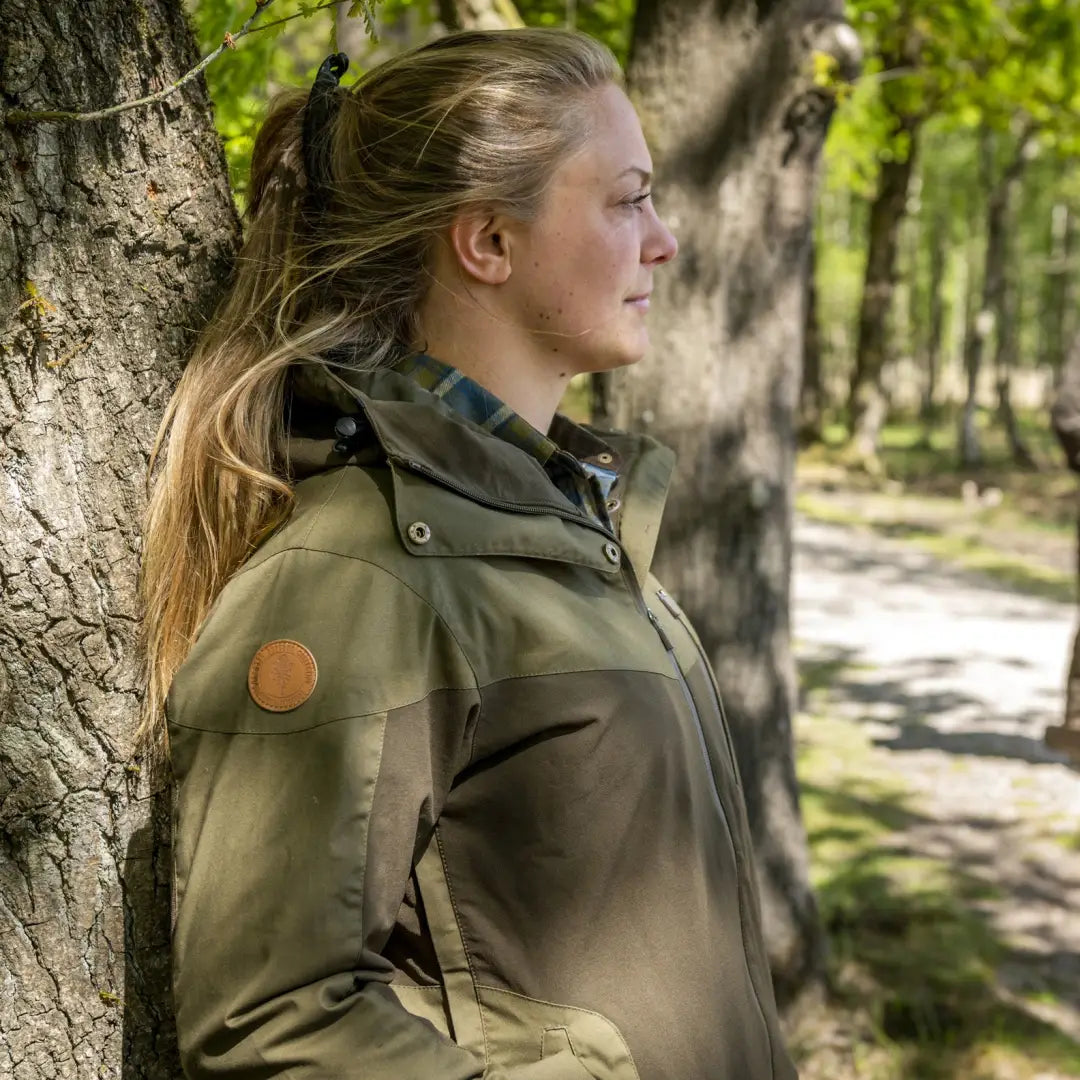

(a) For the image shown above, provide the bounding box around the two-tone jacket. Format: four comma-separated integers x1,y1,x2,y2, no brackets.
168,361,798,1080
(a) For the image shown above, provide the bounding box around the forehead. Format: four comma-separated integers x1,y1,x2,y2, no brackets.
556,84,651,188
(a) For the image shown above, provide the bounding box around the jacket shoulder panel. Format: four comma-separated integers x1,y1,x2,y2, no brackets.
168,545,477,736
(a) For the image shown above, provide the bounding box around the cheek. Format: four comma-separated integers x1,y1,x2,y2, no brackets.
522,218,636,330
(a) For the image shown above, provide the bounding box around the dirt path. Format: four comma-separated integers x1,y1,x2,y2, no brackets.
792,515,1080,1071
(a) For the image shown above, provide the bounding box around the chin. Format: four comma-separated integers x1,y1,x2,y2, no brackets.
584,334,650,374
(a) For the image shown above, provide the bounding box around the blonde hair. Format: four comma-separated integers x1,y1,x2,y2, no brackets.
138,29,620,758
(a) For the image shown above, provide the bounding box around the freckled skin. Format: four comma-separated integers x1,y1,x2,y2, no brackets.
500,84,678,377
416,84,678,432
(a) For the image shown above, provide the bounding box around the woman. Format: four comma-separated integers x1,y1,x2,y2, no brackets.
142,28,797,1080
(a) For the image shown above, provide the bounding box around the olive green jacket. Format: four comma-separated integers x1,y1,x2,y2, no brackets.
168,363,797,1080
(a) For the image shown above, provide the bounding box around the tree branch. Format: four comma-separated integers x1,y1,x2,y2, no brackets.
2,0,336,126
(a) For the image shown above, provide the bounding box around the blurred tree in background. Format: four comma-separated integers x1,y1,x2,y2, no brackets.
820,0,1080,468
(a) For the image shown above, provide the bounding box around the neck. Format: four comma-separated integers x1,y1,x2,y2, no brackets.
418,295,572,433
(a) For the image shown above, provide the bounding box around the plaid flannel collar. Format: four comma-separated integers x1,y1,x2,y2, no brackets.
395,353,620,524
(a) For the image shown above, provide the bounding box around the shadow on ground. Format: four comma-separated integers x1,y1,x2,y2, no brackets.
799,648,1073,768
797,773,1080,1079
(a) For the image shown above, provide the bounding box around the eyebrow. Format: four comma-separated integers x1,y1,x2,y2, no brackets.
618,166,653,183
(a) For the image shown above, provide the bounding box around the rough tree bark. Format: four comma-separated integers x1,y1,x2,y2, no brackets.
847,109,920,465
611,0,858,1004
0,3,238,1076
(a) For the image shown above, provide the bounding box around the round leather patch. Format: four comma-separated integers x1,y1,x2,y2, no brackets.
248,640,318,712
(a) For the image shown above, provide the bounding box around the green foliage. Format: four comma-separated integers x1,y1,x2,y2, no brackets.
186,0,637,205
825,0,1080,197
186,0,377,204
815,0,1080,433
515,0,635,65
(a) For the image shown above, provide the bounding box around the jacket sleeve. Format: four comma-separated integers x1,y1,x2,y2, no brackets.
168,548,587,1080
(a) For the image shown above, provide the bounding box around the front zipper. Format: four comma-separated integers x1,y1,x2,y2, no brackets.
652,588,775,1074
397,443,732,800
645,607,730,825
656,587,742,791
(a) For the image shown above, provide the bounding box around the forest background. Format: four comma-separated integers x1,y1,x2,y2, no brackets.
3,0,1080,1076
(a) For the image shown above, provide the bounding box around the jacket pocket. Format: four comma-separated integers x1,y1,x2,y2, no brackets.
478,985,640,1080
542,1027,576,1060
538,1028,596,1078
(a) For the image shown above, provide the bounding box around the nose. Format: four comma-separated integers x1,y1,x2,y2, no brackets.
644,208,678,266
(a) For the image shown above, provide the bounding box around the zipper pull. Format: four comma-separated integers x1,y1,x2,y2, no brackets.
647,608,675,652
656,588,681,618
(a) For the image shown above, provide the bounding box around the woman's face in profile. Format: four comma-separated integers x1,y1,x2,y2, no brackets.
505,82,679,375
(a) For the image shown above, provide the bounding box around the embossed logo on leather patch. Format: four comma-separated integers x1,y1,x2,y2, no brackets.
248,640,318,712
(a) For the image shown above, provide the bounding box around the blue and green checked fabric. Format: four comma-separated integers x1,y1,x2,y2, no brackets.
396,353,618,528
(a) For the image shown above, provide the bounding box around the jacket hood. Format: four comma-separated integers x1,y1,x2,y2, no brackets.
283,360,676,583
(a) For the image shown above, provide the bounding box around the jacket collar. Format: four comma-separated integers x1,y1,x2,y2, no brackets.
285,361,675,583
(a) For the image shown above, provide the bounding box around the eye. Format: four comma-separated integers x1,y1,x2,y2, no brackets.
622,189,652,213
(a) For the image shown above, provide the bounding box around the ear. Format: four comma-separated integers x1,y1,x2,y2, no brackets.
447,210,513,286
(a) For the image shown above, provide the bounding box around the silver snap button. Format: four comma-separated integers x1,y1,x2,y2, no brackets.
603,541,621,566
596,452,615,465
407,521,432,545
605,497,622,513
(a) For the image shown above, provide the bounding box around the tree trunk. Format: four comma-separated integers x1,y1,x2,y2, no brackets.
799,232,824,444
903,176,923,410
1043,200,1075,386
993,171,1036,469
615,0,857,1005
453,0,524,30
0,3,239,1076
921,201,947,426
995,274,1036,470
958,211,983,468
959,128,1033,469
847,110,920,464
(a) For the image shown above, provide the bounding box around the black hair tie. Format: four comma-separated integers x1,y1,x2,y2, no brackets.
302,52,350,211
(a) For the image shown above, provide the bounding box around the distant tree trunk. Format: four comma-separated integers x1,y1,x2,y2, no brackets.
959,127,1034,469
799,233,825,444
996,271,1036,469
921,201,948,426
847,109,921,464
1043,200,1075,386
958,212,983,466
612,0,858,1005
994,140,1037,470
903,176,923,408
0,2,238,1076
451,0,523,30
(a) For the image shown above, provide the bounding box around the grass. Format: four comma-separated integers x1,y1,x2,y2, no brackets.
797,408,1080,604
806,409,1077,533
796,491,1076,603
792,704,1080,1079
